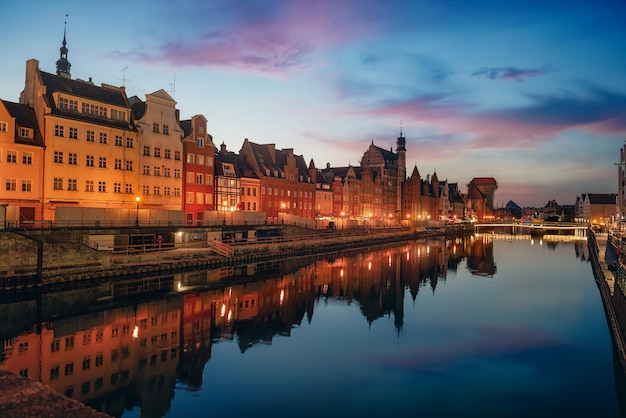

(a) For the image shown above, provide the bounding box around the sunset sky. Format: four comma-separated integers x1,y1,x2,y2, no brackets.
1,0,625,207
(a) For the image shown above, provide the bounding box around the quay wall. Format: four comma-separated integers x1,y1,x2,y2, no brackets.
588,231,626,373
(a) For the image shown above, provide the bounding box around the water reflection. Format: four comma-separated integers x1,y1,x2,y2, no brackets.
0,234,606,417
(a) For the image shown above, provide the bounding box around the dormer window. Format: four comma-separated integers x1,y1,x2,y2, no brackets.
19,127,32,139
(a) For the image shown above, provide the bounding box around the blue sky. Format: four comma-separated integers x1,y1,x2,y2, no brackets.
1,0,625,207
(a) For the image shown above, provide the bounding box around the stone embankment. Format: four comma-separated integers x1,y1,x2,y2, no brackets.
1,226,467,293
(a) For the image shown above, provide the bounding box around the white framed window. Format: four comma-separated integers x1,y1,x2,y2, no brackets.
86,180,94,192
98,181,106,192
19,127,32,138
0,121,8,132
53,177,63,190
5,178,16,191
22,152,33,165
86,130,95,142
68,178,77,191
69,127,78,139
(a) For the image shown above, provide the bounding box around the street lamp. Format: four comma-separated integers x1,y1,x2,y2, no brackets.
341,211,345,229
222,200,227,225
281,203,286,224
135,196,140,227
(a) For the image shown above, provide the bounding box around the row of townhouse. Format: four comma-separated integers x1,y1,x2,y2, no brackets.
0,31,496,228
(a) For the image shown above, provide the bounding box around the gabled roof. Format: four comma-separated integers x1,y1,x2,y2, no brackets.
467,186,486,200
587,193,616,204
373,145,398,162
179,119,192,137
242,140,312,182
1,100,44,146
469,177,497,186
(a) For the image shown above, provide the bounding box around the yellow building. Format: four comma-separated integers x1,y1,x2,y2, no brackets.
129,90,184,211
0,99,45,226
19,49,140,222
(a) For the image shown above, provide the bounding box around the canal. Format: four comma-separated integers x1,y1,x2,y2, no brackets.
1,233,625,418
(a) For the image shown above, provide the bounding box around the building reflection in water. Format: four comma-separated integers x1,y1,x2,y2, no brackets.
0,234,521,417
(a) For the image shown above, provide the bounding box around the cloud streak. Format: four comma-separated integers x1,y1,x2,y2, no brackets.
472,66,549,82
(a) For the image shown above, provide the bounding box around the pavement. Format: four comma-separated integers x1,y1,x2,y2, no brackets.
0,371,111,418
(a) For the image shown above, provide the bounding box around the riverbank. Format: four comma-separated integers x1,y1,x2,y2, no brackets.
589,231,626,373
1,226,463,293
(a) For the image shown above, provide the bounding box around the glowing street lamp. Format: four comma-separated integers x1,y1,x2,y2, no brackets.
222,200,228,225
281,202,286,224
135,196,140,227
341,211,345,229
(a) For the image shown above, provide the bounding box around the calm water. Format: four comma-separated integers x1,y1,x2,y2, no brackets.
1,233,625,418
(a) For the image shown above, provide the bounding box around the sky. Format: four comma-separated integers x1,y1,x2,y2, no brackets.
1,0,625,208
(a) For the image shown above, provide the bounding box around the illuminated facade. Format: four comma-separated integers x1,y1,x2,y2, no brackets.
180,114,215,223
238,139,315,222
19,47,140,221
130,90,184,211
0,100,44,225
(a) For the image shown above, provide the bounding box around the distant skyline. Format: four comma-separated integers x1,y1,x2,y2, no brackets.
1,0,625,207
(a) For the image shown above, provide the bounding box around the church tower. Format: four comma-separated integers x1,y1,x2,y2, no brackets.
396,128,406,181
56,18,71,79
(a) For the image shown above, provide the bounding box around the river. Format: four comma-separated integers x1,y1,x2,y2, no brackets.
1,232,625,418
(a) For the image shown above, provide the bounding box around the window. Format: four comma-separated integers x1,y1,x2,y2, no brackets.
115,135,123,146
68,179,77,191
153,186,160,195
99,132,107,144
86,180,94,192
173,187,181,197
19,127,32,138
143,146,150,156
164,149,171,159
125,183,133,194
5,178,16,191
22,152,32,165
196,174,203,185
69,127,78,139
86,155,94,167
7,150,16,163
153,123,160,133
163,125,169,135
125,160,133,171
174,169,181,178
65,336,74,350
54,151,64,164
164,168,171,177
21,179,31,192
53,177,63,190
187,172,194,184
64,363,74,376
50,367,60,381
153,167,161,176
196,193,204,204
206,156,213,167
187,153,194,164
186,192,194,204
98,181,106,192
197,138,203,147
111,109,126,121
164,186,171,196
54,124,64,137
98,157,107,168
68,153,77,165
197,155,204,165
206,175,213,185
143,185,149,195
51,339,60,353
126,137,134,148
143,165,150,175
114,182,121,193
83,357,91,371
154,147,161,157
174,150,181,160
115,159,122,170
86,130,95,142
0,122,7,132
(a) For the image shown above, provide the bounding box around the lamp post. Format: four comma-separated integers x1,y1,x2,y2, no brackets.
135,196,140,227
341,211,345,230
222,200,227,225
281,203,286,224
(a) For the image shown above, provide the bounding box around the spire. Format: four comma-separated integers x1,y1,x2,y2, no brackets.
56,14,71,78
